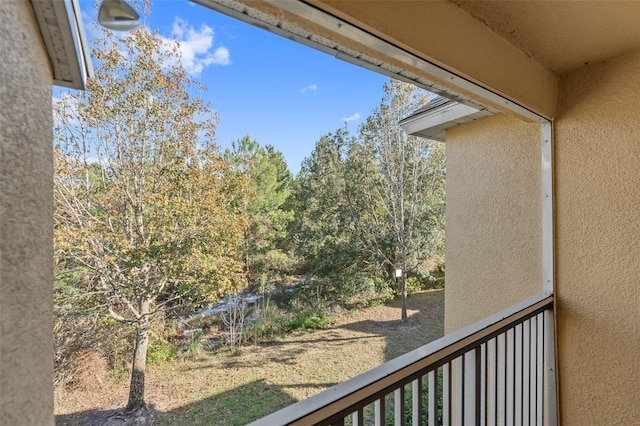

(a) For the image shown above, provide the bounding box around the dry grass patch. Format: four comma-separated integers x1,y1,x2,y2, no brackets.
55,290,443,425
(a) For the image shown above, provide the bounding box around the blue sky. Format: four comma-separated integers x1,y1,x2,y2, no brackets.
76,0,389,175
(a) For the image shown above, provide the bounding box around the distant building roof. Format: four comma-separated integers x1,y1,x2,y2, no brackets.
399,97,493,142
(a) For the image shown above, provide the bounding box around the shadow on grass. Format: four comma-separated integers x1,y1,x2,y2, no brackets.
261,333,375,347
155,379,299,425
339,289,445,362
182,334,378,372
55,379,319,425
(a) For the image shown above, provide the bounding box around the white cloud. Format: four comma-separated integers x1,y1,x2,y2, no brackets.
342,112,361,122
160,17,231,76
300,83,318,94
212,47,230,65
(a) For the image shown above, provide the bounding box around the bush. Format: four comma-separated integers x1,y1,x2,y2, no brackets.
243,304,287,343
180,330,208,360
406,276,424,294
425,260,445,289
147,338,178,364
248,250,298,291
60,348,110,392
284,309,332,331
331,272,378,301
54,311,135,388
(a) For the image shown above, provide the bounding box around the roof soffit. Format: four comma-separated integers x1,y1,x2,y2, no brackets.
454,1,640,76
31,0,92,89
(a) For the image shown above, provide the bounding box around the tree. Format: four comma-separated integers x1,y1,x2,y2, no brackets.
224,137,294,286
355,80,445,321
291,82,445,312
53,28,248,410
290,128,374,301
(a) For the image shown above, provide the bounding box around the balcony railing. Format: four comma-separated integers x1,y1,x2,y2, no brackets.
249,293,557,426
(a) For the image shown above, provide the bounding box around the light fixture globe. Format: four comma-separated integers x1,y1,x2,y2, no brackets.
98,0,141,31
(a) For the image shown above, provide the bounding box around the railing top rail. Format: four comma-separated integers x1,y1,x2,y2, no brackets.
249,292,554,426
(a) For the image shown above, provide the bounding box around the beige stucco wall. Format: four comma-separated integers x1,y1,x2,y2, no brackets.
555,50,640,425
444,114,542,333
0,1,54,424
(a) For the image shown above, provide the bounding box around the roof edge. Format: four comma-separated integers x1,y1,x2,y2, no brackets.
399,98,491,142
31,0,93,90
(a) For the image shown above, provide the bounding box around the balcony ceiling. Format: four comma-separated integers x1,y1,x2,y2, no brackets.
454,0,640,76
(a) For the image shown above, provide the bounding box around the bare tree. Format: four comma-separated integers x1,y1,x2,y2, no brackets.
352,80,445,321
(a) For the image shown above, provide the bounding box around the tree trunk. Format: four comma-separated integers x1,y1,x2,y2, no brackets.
126,300,150,411
401,247,408,322
401,273,408,322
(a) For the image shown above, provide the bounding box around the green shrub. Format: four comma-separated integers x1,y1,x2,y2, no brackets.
432,276,445,289
406,276,424,294
284,310,332,331
147,339,178,364
244,304,287,343
248,250,298,291
181,330,207,360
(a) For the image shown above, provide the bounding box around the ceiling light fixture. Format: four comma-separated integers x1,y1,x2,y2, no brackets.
98,0,141,31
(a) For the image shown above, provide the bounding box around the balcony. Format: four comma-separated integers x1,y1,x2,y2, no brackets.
250,293,557,426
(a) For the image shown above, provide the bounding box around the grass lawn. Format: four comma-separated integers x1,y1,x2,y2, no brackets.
55,289,444,425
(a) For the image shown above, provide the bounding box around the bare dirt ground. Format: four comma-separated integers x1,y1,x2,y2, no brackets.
55,289,444,425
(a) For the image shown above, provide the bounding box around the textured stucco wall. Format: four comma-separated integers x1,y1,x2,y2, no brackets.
555,51,640,425
444,114,542,333
0,1,54,424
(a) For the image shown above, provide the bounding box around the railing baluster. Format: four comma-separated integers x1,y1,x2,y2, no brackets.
413,376,422,426
375,397,385,426
395,386,405,426
463,350,478,426
536,313,544,426
515,323,523,426
443,362,451,426
351,407,364,426
497,332,506,426
523,319,531,426
428,369,438,426
530,315,537,426
506,327,515,425
482,342,488,426
475,346,482,426
488,337,497,426
456,356,465,425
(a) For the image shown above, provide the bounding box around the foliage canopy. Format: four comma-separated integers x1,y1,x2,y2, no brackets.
54,27,249,409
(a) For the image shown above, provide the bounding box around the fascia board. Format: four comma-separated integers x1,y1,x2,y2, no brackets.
400,102,480,137
32,0,92,90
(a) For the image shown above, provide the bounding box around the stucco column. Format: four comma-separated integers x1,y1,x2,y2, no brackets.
555,50,640,426
1,1,54,424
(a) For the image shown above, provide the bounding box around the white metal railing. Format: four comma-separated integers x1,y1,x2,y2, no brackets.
249,293,557,426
